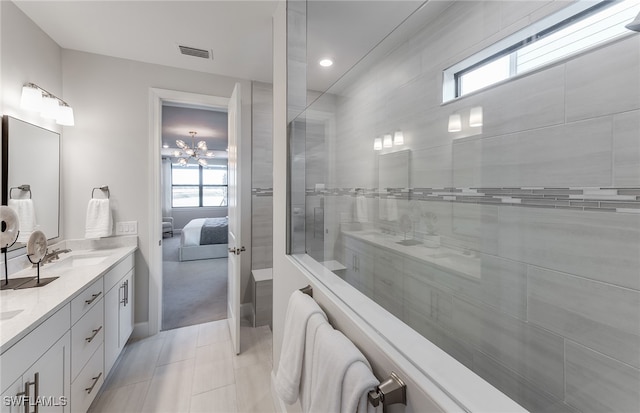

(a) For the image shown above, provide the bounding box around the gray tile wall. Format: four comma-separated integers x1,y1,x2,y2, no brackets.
251,82,273,270
294,1,640,411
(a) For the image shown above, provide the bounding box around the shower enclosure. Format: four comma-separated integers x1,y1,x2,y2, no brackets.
287,1,640,411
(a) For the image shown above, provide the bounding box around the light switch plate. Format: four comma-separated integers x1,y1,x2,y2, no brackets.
116,221,138,235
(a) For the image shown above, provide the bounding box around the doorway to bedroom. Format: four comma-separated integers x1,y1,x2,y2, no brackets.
160,102,229,331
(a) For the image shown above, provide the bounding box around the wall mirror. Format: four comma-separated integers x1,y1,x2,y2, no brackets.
2,115,60,251
378,149,410,190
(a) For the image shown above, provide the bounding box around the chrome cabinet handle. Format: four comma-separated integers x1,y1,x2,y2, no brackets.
85,326,103,343
85,291,102,305
85,372,102,394
124,280,129,306
119,283,126,304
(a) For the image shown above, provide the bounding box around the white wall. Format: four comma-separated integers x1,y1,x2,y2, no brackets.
1,1,63,244
60,49,253,326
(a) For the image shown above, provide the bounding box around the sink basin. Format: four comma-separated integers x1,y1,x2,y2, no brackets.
49,253,109,269
0,309,23,321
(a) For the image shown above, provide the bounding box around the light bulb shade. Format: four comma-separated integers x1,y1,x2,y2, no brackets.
185,148,195,156
197,141,207,150
56,105,74,126
173,150,182,157
20,84,43,111
206,151,215,157
40,95,60,119
448,114,462,132
383,134,393,148
198,158,208,167
626,11,640,32
393,131,404,145
178,158,188,166
373,138,382,151
469,106,483,127
176,139,187,149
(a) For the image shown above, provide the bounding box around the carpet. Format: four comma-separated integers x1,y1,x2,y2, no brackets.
162,235,228,331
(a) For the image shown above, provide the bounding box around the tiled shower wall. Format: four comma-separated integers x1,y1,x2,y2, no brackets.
304,1,639,412
252,82,274,270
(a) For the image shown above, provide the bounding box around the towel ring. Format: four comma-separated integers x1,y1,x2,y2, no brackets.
92,186,110,199
9,185,32,199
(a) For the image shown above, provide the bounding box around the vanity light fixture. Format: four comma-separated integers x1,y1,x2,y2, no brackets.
469,106,483,127
383,134,393,148
373,137,382,151
20,83,75,126
448,114,462,132
393,130,404,145
173,131,214,167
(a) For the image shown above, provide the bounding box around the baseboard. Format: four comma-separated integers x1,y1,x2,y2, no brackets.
132,321,149,339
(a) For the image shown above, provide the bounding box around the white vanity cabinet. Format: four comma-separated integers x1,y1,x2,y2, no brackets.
103,254,134,375
1,305,71,413
1,246,136,413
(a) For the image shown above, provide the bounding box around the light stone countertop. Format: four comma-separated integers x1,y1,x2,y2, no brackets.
0,236,137,354
340,230,481,280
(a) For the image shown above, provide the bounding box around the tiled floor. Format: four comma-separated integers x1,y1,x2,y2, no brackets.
89,320,276,413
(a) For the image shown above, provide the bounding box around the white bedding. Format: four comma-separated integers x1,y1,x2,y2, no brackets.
181,218,209,247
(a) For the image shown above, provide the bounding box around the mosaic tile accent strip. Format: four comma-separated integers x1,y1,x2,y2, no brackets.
304,187,640,214
252,188,273,197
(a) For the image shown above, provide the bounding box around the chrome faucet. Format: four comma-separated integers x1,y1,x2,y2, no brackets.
40,248,72,265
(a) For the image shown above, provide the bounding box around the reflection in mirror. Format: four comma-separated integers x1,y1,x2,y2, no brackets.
2,116,60,251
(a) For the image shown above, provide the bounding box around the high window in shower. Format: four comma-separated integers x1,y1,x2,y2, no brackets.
287,1,640,412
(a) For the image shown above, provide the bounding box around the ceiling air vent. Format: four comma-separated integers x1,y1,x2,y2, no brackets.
178,45,211,59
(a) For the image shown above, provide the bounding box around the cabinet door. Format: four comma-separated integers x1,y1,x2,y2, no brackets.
104,282,120,375
1,377,24,413
22,332,70,413
118,270,134,349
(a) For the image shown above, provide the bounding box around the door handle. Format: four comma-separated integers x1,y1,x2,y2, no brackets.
228,246,246,255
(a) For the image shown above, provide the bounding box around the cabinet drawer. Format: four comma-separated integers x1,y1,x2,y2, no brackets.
71,344,103,413
104,254,134,292
71,301,104,381
71,277,104,325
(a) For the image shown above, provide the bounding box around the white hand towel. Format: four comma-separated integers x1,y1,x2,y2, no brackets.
355,195,368,223
275,290,328,405
342,361,381,413
8,199,37,243
299,313,331,412
85,199,112,239
308,326,376,413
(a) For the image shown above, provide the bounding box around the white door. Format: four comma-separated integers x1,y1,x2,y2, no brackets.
227,83,242,355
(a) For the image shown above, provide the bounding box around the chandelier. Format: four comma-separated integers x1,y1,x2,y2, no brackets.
173,131,214,167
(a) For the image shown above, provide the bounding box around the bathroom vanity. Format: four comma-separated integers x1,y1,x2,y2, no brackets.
0,237,137,412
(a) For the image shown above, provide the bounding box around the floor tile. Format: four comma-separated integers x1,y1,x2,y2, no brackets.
106,336,165,388
157,325,199,366
234,362,276,413
142,358,196,413
192,342,235,395
190,385,238,413
89,380,150,413
197,319,231,347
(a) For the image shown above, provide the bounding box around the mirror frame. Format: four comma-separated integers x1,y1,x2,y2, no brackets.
1,115,61,250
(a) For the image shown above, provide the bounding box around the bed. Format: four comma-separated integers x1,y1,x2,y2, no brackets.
179,217,229,261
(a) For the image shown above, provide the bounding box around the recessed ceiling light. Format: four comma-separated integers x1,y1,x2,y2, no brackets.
319,58,333,67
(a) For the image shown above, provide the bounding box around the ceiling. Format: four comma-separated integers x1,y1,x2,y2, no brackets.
161,104,228,163
14,0,428,93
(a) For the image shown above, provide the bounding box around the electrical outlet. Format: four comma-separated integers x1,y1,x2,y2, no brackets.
115,221,138,235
